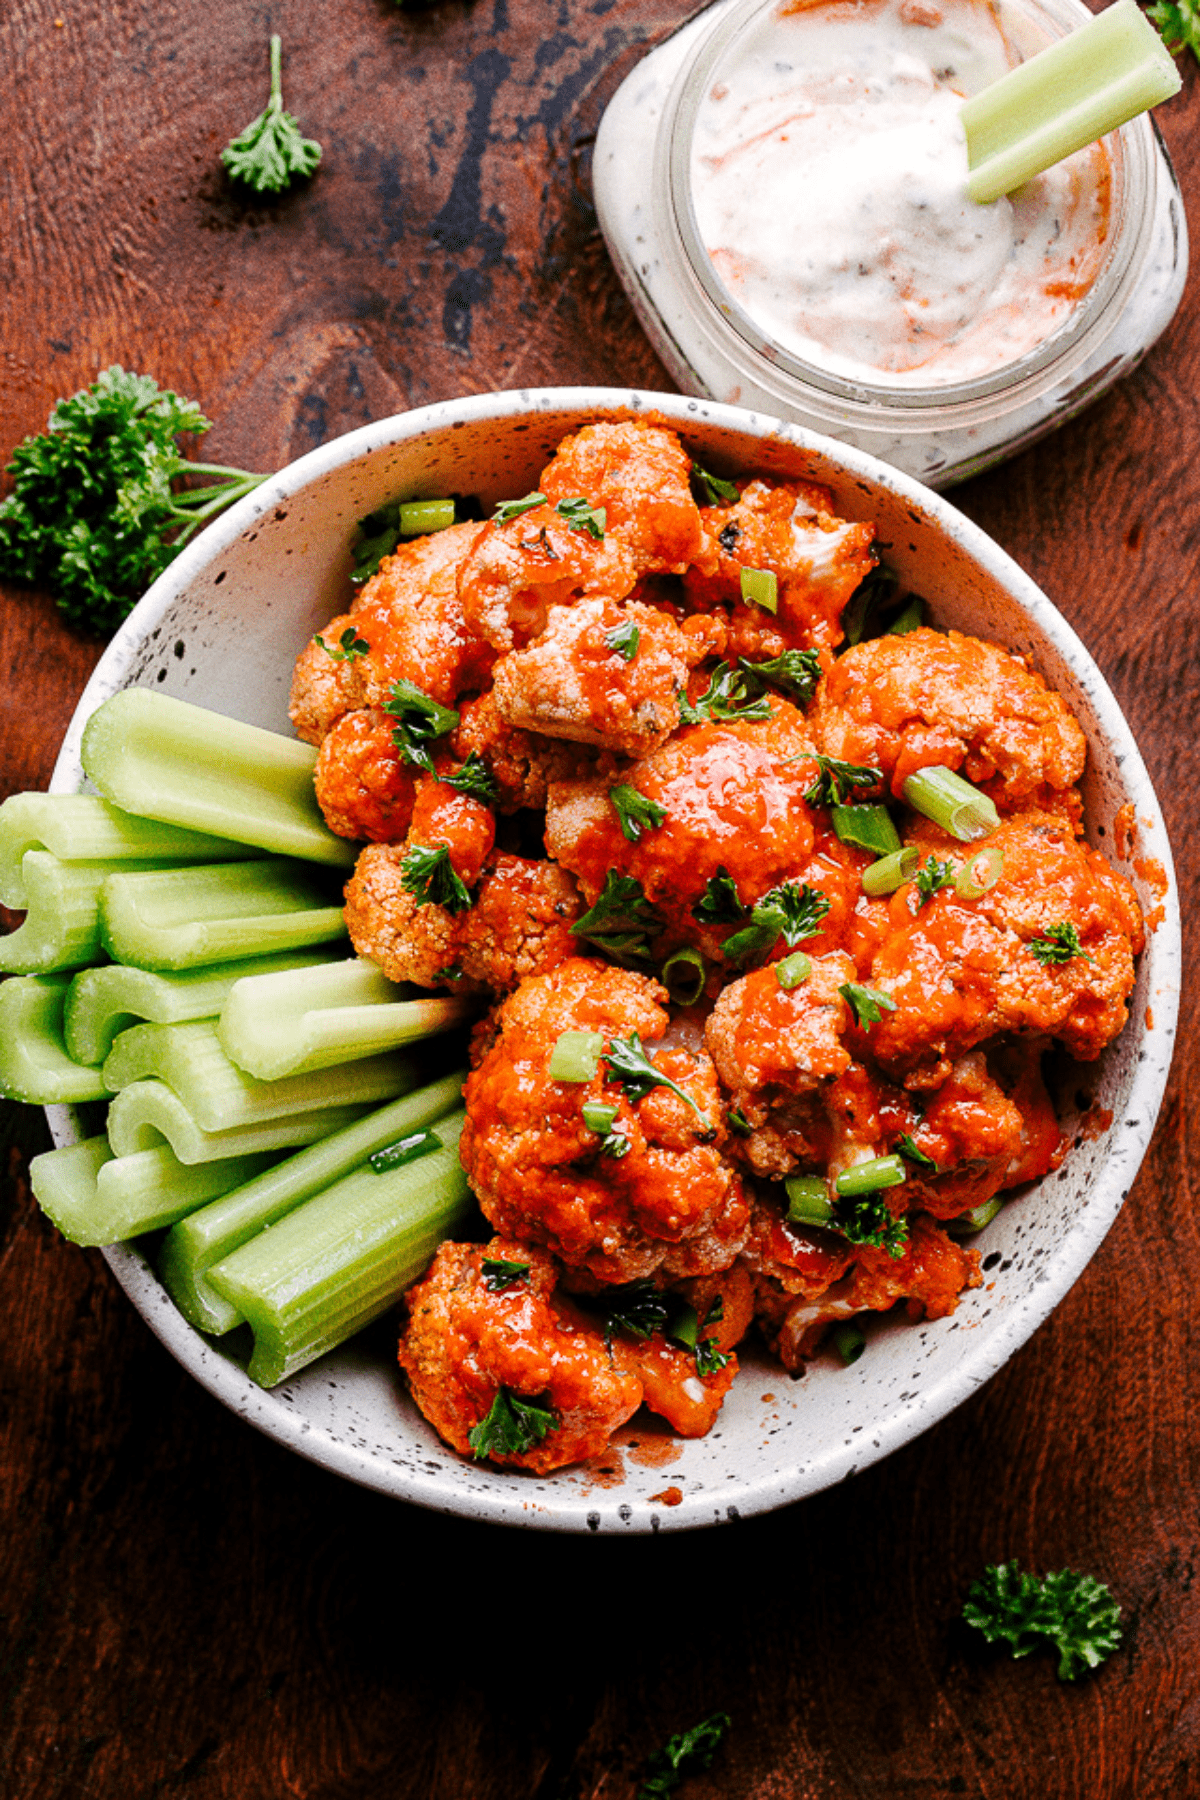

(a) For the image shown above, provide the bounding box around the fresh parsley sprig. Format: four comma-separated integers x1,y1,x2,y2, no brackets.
1148,0,1200,63
679,661,774,726
384,679,460,773
833,1192,909,1258
637,1712,732,1800
690,462,740,508
609,784,667,843
0,368,266,635
739,649,823,706
963,1562,1122,1680
1029,922,1094,965
400,843,473,914
839,982,897,1027
221,35,322,197
492,492,546,522
314,626,370,663
555,495,606,538
914,855,957,908
605,616,641,661
467,1387,558,1459
602,1031,711,1130
804,754,884,808
722,880,830,964
481,1257,530,1292
443,753,499,806
692,868,747,927
571,871,664,966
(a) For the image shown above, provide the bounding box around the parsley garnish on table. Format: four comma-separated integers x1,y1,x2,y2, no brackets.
0,368,265,634
963,1562,1122,1680
1148,0,1200,62
637,1712,732,1800
221,35,322,197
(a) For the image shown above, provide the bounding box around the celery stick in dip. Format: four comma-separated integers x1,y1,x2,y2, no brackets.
689,0,1113,386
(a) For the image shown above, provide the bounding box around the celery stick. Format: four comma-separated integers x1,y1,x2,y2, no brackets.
31,1139,279,1248
207,1111,472,1386
0,792,254,909
81,688,355,868
159,1070,466,1335
106,1078,372,1163
99,859,347,971
102,1018,419,1131
217,956,473,1079
0,974,109,1104
64,946,338,1066
963,0,1180,204
0,850,161,975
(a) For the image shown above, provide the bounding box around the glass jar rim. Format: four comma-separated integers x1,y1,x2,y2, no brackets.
663,0,1157,414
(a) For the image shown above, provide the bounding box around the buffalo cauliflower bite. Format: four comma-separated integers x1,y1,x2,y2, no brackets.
398,1237,643,1471
896,1046,1064,1219
344,846,583,994
544,699,820,944
459,958,749,1285
704,952,857,1122
537,419,716,576
683,477,876,655
490,597,704,758
810,627,1087,815
450,691,600,813
313,707,416,842
457,506,638,654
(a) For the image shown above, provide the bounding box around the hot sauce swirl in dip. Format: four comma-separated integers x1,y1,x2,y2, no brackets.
689,0,1112,386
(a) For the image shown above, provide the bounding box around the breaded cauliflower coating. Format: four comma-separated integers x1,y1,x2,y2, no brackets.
345,846,583,993
684,478,877,655
538,420,716,576
450,692,600,813
459,959,749,1285
810,627,1087,814
704,951,857,1119
313,706,416,842
398,1237,643,1472
896,1047,1064,1220
458,506,638,654
490,597,704,758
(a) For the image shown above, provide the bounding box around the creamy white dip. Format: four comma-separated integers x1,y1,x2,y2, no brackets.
689,0,1112,385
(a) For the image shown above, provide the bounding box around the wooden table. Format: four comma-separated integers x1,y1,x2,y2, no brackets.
2,3,1196,1794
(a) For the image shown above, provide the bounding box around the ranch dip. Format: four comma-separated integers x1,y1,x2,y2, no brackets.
689,0,1113,386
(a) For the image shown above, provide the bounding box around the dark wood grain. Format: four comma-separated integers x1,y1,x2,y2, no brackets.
2,2,1199,1795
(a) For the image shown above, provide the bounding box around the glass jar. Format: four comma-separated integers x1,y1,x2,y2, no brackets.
593,0,1187,487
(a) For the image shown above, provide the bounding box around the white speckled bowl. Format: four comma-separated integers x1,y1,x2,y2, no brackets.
48,388,1178,1533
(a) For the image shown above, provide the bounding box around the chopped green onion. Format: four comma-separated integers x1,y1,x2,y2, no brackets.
217,955,471,1079
785,1174,833,1226
862,847,921,897
581,1101,619,1134
398,499,456,537
835,1155,907,1196
80,688,355,868
775,951,812,990
369,1128,442,1172
99,859,347,972
947,1197,1006,1236
661,946,706,1006
0,974,109,1104
832,804,901,858
901,767,1001,842
206,1110,473,1387
955,843,1005,900
962,0,1180,204
548,1029,604,1083
158,1073,465,1333
740,566,778,614
831,1321,866,1365
106,1079,370,1165
30,1137,277,1249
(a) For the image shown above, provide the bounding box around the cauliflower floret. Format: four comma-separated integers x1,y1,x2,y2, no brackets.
398,1238,643,1471
344,845,583,993
313,706,416,843
459,958,749,1284
538,419,716,576
450,692,600,813
683,478,876,655
810,627,1087,816
704,951,857,1121
490,597,704,758
458,506,638,654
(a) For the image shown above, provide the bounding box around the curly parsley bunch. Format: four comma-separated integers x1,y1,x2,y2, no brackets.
0,367,264,635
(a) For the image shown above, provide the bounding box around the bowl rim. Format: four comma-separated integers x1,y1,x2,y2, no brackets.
47,384,1181,1532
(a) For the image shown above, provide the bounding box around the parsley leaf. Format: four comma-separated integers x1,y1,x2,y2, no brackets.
637,1713,732,1800
605,616,641,661
839,982,897,1027
400,843,473,914
840,563,896,647
590,1280,672,1342
467,1387,558,1460
679,661,774,725
722,880,830,964
603,1032,711,1129
914,854,957,908
1148,0,1200,62
492,491,546,522
804,754,884,808
727,1105,753,1136
963,1562,1122,1681
481,1257,530,1292
1029,922,1094,965
572,871,664,966
555,495,606,538
221,35,322,197
695,1336,732,1378
739,649,822,706
609,784,667,843
442,752,499,806
582,1100,633,1160
896,1133,939,1173
384,679,460,773
0,368,265,635
692,868,748,927
314,626,370,663
690,462,741,507
833,1192,909,1258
